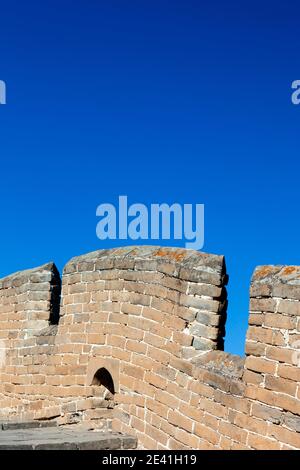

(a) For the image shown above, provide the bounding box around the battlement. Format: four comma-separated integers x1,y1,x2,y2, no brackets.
0,247,299,449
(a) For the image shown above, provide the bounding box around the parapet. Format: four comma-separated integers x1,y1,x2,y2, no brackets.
0,248,299,450
0,262,61,337
62,246,227,352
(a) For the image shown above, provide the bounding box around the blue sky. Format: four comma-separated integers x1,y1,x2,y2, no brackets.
0,0,300,355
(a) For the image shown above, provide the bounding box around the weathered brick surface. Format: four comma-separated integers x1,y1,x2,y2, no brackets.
0,250,300,449
243,264,300,449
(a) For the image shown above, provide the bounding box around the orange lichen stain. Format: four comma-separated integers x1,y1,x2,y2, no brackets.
254,266,275,279
282,266,297,276
154,248,186,262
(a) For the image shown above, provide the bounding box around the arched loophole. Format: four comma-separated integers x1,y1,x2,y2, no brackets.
92,367,115,395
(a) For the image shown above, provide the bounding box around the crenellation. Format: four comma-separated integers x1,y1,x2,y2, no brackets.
0,247,299,449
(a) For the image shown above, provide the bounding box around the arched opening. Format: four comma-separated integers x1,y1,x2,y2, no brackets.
92,367,115,395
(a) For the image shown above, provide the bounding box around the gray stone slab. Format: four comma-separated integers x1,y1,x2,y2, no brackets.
0,420,57,431
0,427,137,450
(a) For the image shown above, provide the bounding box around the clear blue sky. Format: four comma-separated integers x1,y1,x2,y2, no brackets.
1,0,300,355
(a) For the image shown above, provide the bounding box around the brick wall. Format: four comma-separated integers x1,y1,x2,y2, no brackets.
0,247,299,449
243,266,300,449
0,263,61,418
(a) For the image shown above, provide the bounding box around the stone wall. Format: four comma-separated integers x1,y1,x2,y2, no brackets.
0,246,299,449
0,263,61,417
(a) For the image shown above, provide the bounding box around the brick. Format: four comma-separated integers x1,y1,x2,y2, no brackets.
134,259,157,271
283,413,300,433
198,398,227,419
273,284,300,301
69,283,87,294
188,283,222,298
122,326,144,341
166,382,191,403
144,332,166,348
145,424,168,447
87,334,106,345
250,298,276,312
271,331,286,347
248,314,264,326
125,339,147,354
179,267,222,286
234,412,268,435
168,410,193,432
278,364,300,382
142,306,164,323
155,389,180,410
247,326,273,344
163,340,181,357
173,304,197,322
213,390,250,414
162,314,186,331
108,334,126,349
268,423,300,448
251,403,282,424
156,417,175,439
196,311,220,326
144,371,167,390
91,291,108,303
175,371,189,388
265,375,297,396
219,436,232,450
255,388,300,415
193,337,215,351
180,294,220,312
245,356,277,374
277,299,300,315
218,421,247,444
194,422,220,445
147,345,170,364
131,353,153,370
133,378,156,398
89,312,108,323
108,313,128,325
263,313,296,330
146,398,169,419
151,298,173,314
153,365,177,381
243,369,263,385
138,433,158,450
130,415,145,433
168,437,190,451
122,364,144,380
174,428,199,448
198,440,217,450
178,402,204,422
189,322,219,340
172,330,193,346
202,370,231,392
127,316,152,332
169,357,193,376
247,433,281,450
265,346,295,365
121,303,142,316
289,333,300,347
151,323,172,340
119,373,137,391
245,341,266,356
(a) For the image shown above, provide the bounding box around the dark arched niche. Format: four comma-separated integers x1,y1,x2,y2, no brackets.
91,367,115,395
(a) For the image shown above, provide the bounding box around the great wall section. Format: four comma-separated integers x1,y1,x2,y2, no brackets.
0,246,299,450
